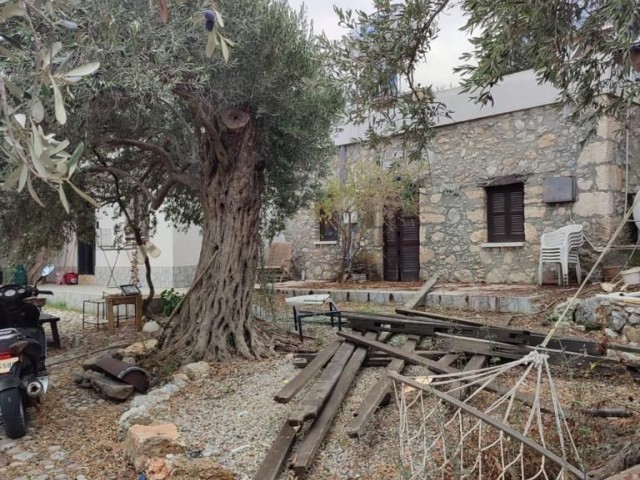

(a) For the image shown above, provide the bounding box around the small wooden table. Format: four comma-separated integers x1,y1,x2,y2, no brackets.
105,294,143,335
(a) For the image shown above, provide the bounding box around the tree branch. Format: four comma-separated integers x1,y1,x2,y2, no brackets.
105,138,176,172
87,166,155,203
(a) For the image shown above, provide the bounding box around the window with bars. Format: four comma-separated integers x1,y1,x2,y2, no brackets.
486,183,525,242
319,211,339,242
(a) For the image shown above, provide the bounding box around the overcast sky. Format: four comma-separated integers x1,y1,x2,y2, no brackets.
286,0,471,89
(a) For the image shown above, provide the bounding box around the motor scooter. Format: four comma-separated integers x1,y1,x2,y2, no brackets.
0,264,55,438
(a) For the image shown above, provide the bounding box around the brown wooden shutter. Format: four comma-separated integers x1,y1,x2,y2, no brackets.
487,184,525,242
399,215,420,281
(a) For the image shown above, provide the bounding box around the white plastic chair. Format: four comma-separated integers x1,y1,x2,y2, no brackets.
538,225,584,286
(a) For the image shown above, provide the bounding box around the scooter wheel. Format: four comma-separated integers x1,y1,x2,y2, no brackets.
0,388,26,439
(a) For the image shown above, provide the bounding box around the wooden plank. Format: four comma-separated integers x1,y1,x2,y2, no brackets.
275,340,343,403
395,307,486,326
404,274,439,309
437,333,630,375
292,336,370,475
349,314,601,355
451,355,487,400
288,341,355,425
338,331,570,417
253,422,299,480
347,338,419,438
388,372,586,480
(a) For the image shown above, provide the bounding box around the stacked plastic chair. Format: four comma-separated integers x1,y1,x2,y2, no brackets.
538,224,584,286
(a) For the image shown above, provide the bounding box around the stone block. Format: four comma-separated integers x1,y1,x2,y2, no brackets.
421,213,446,224
74,371,134,401
537,133,556,148
392,293,413,304
576,178,593,191
577,140,614,165
623,325,640,344
595,116,622,140
349,291,370,303
180,361,211,380
124,424,186,471
369,291,390,304
525,207,545,218
595,164,623,191
118,339,159,360
465,189,484,200
328,290,347,302
466,209,485,223
610,310,626,332
573,192,615,216
118,406,153,440
470,230,486,243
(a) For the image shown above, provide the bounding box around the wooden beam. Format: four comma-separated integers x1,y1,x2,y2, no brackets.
337,331,570,417
275,340,343,404
288,341,355,425
395,307,486,326
451,355,487,400
437,333,629,375
292,335,371,475
404,274,439,309
348,314,601,355
387,372,587,480
347,337,419,438
253,422,298,480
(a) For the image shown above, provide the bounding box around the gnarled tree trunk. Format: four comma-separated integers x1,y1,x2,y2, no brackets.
159,108,272,363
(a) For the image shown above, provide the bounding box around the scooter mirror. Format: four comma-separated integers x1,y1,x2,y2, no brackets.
40,264,55,278
37,264,56,286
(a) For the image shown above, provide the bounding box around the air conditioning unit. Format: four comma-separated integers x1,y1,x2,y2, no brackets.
342,212,358,224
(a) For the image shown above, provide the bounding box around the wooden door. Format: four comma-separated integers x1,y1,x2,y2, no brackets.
383,212,420,282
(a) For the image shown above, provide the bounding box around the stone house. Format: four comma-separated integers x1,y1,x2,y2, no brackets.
283,70,640,284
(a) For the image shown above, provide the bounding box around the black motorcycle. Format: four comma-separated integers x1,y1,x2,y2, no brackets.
0,264,54,438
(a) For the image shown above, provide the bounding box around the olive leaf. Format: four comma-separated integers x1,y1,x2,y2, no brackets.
49,74,67,124
31,99,44,123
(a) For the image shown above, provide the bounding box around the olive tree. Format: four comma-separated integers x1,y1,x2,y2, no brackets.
327,0,640,159
57,1,343,362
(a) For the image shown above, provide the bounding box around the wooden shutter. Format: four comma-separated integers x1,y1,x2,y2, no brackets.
487,184,525,242
383,220,399,281
399,215,420,281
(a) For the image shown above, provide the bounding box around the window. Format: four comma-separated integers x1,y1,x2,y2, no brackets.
319,211,339,242
486,183,525,242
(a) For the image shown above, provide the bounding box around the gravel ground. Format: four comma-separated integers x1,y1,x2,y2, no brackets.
0,306,152,480
0,299,638,480
155,322,419,480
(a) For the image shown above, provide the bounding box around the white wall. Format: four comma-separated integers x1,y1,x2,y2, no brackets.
172,227,202,266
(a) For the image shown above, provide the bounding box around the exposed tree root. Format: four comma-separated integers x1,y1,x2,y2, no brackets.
588,437,640,479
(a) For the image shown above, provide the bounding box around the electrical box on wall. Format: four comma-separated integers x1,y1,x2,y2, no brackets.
543,176,576,203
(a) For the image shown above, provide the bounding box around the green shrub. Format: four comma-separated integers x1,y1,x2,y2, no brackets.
160,288,182,317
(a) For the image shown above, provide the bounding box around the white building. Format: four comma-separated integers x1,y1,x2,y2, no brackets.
55,208,202,289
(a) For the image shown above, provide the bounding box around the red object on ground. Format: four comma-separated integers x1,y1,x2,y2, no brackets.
63,272,78,285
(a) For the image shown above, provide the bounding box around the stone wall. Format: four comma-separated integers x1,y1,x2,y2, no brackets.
419,107,639,283
284,104,640,284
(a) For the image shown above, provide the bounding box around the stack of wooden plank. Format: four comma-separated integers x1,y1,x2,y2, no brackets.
254,308,639,479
